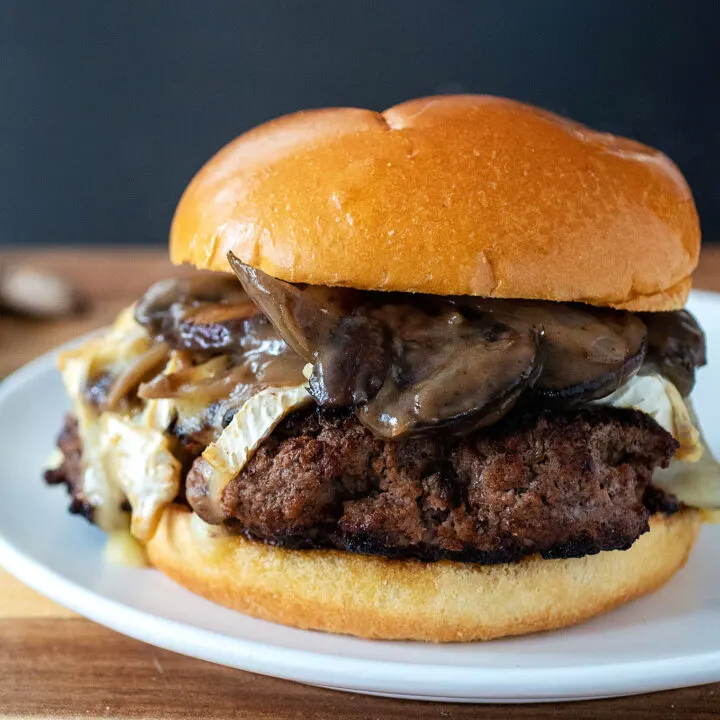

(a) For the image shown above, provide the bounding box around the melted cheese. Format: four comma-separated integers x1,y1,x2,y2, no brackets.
57,306,311,542
200,384,312,502
652,417,720,511
57,307,178,537
594,376,719,511
592,373,702,461
60,351,127,530
100,414,181,541
104,530,150,567
58,307,153,382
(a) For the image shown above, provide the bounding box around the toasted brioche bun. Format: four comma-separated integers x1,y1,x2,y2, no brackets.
170,95,699,310
147,505,700,642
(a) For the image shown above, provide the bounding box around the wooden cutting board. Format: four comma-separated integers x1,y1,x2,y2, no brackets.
2,248,720,719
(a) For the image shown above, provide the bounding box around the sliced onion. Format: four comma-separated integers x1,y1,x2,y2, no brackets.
138,355,230,400
103,342,170,411
138,355,259,405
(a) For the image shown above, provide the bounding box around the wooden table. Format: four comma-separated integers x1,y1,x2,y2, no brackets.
2,248,720,719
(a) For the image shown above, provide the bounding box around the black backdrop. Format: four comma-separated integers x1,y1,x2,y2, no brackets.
2,0,718,247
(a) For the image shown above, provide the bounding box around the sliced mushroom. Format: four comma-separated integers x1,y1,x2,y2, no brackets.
228,253,661,435
230,254,541,437
135,275,248,325
639,310,706,396
228,253,348,359
456,300,647,404
529,305,646,403
358,308,540,438
135,275,258,352
308,315,394,406
172,302,259,352
228,253,386,405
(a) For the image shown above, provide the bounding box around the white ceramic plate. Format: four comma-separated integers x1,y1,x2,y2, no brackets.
1,292,720,704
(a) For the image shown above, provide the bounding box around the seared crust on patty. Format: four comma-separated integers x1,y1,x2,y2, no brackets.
44,415,94,521
47,406,679,564
222,406,678,563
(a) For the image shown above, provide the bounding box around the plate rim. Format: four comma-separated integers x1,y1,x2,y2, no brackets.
3,530,720,701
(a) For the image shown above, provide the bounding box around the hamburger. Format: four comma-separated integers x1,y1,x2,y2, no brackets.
46,95,719,642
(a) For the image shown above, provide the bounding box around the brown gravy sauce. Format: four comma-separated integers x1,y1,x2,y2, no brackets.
133,265,706,441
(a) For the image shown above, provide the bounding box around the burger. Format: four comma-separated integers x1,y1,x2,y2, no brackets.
46,95,718,642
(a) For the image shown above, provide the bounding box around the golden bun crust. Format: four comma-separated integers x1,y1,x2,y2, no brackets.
170,95,699,310
146,505,700,642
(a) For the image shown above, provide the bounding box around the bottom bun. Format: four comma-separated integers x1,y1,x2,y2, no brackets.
147,505,701,642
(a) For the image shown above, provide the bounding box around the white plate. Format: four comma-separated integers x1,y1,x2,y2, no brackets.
1,291,720,704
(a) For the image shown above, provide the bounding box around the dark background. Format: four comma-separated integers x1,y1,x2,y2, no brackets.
1,0,718,247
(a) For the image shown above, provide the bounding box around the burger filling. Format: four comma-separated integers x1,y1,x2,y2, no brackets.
45,258,718,563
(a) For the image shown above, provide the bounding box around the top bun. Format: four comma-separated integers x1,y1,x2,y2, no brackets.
170,95,699,310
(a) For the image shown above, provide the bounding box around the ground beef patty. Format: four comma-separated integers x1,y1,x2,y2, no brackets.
45,415,94,521
222,406,679,563
48,406,679,563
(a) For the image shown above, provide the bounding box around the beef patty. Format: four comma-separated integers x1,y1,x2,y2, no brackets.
45,415,94,521
48,406,679,563
221,405,678,562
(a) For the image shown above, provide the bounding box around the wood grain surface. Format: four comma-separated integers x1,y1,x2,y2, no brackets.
2,247,720,719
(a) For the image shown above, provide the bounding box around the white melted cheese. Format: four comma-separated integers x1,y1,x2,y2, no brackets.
60,352,127,531
57,306,311,541
104,529,150,567
201,384,312,503
59,307,153,381
57,307,179,538
592,372,702,461
653,440,720,511
593,373,720,510
651,394,720,511
100,414,180,541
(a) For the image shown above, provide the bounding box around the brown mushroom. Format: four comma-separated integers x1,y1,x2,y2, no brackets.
639,310,706,396
229,253,541,437
134,275,258,352
229,253,385,405
455,299,647,404
357,306,540,438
